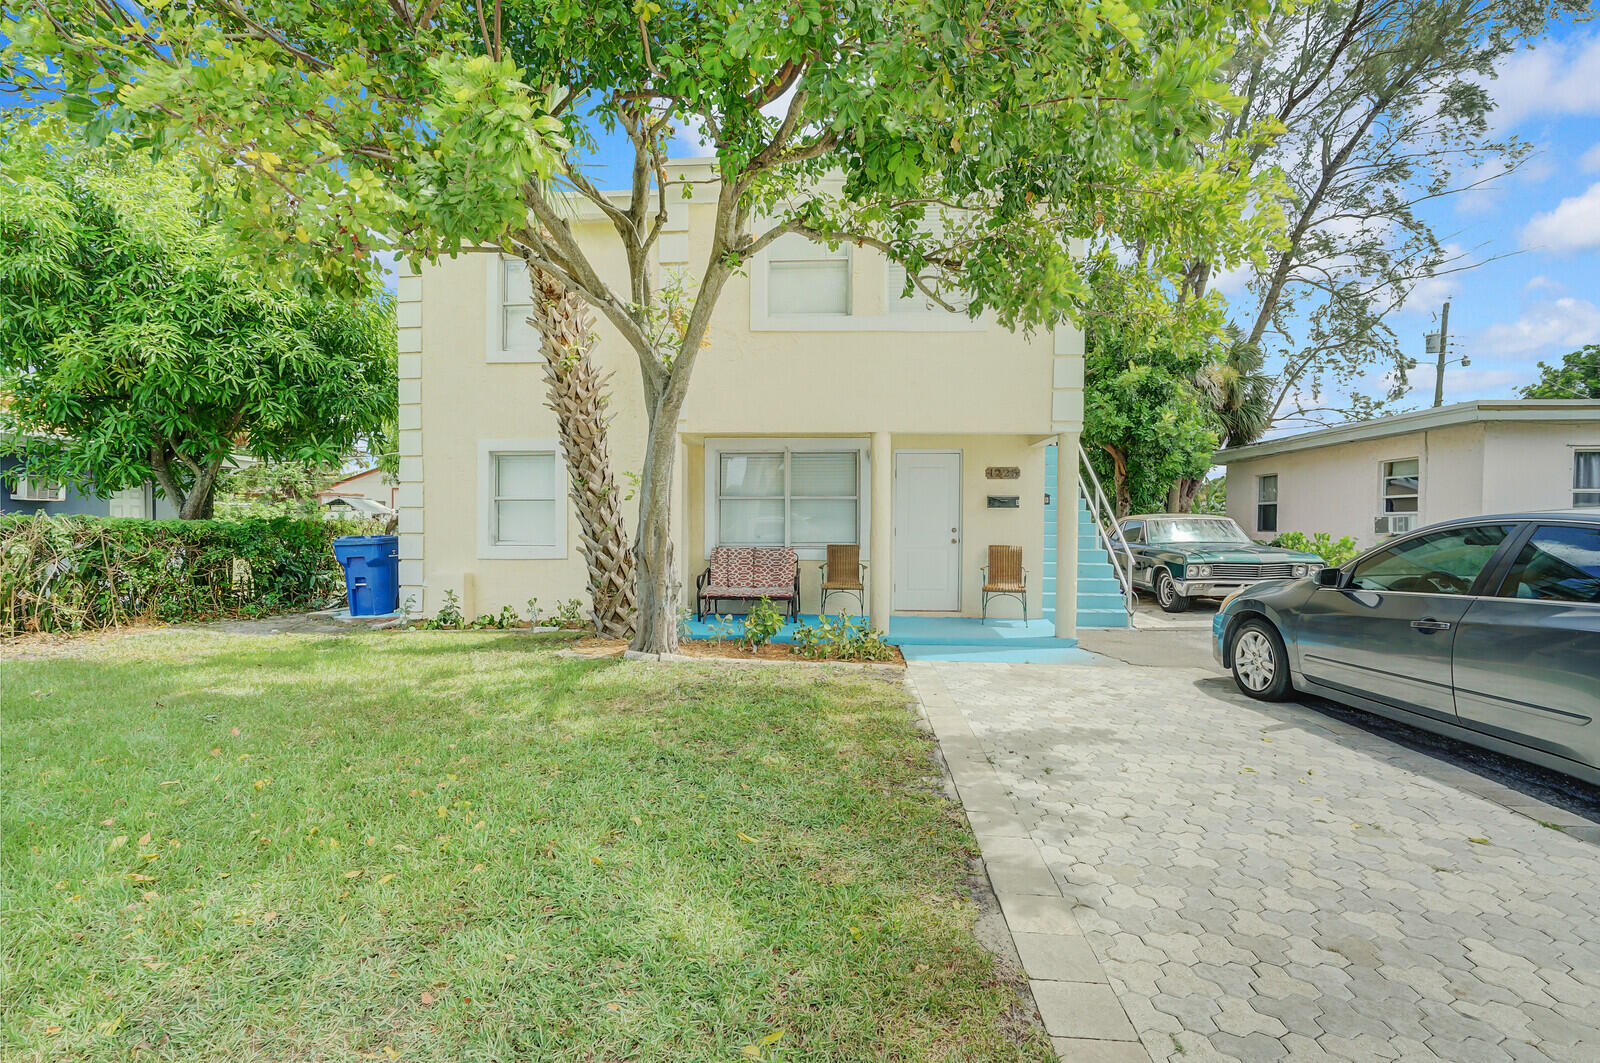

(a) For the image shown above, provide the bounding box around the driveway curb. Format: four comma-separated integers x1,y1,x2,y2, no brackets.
908,663,1153,1063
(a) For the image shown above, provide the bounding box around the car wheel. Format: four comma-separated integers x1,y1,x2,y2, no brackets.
1230,618,1292,701
1154,569,1191,613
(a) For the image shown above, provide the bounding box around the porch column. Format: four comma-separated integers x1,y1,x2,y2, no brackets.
674,435,690,611
1055,432,1080,640
869,431,892,626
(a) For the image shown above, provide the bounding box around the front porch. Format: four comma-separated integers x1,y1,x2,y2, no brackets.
680,613,1103,664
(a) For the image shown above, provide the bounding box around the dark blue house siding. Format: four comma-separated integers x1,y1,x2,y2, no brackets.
1,457,176,518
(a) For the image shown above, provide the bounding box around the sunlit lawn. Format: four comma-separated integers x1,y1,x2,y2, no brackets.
2,631,1046,1062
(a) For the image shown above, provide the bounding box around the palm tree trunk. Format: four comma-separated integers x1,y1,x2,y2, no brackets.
526,262,638,639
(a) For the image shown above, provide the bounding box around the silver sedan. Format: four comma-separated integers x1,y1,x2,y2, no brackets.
1213,513,1600,785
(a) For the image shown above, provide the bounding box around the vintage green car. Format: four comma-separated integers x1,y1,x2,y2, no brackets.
1116,514,1326,613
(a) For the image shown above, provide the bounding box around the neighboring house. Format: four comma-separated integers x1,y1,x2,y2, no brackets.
0,456,175,518
1217,400,1600,548
321,495,396,520
316,466,397,511
398,158,1106,635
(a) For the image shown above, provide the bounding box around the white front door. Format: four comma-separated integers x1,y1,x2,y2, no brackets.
108,486,147,519
893,451,961,611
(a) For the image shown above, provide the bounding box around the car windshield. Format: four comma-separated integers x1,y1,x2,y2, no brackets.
1145,518,1253,545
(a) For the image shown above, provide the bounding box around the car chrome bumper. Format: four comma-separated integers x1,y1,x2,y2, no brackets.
1174,580,1259,598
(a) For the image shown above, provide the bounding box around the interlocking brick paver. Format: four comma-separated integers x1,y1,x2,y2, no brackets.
911,661,1600,1063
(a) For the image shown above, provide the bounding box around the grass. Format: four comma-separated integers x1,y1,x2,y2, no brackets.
2,631,1048,1062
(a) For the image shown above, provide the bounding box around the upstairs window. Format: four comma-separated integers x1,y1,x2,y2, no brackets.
887,260,967,314
1575,450,1600,508
499,258,538,352
1256,475,1278,533
766,235,849,316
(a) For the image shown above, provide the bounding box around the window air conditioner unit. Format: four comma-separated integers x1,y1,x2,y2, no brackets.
12,477,65,503
1373,514,1414,536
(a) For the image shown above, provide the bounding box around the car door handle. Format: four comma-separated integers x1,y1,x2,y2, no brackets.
1411,618,1452,632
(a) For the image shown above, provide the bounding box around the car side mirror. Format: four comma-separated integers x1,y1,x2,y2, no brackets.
1315,567,1344,588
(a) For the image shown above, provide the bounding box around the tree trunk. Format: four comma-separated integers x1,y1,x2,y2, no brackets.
630,400,683,653
526,263,638,639
1167,478,1202,514
1101,444,1132,518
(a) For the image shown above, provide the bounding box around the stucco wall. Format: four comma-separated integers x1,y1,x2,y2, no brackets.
401,181,1080,619
1225,418,1599,548
1481,420,1600,513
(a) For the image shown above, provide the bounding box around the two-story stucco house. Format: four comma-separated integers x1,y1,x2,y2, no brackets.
1218,399,1600,548
396,159,1122,642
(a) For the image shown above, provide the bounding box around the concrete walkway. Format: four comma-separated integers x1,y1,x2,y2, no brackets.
910,660,1600,1063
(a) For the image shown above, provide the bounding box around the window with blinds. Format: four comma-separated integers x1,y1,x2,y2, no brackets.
716,450,860,547
1576,450,1600,508
500,258,538,351
766,234,850,315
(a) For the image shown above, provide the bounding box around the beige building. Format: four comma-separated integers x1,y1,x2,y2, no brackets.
317,467,397,511
396,160,1092,634
1218,400,1600,548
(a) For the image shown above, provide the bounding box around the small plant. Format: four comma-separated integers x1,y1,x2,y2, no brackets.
418,589,464,630
676,607,693,642
793,614,895,661
551,597,587,629
498,604,522,628
400,594,417,622
742,597,785,653
526,597,540,625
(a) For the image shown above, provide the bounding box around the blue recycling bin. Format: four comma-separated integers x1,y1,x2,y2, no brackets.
332,535,400,616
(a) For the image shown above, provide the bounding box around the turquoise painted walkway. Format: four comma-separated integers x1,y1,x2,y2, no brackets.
681,612,1102,664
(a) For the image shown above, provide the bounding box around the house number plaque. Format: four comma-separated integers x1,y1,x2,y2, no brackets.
986,466,1021,480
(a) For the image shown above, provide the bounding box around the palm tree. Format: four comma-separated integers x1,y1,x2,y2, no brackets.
1167,326,1275,512
1197,325,1273,450
525,259,638,639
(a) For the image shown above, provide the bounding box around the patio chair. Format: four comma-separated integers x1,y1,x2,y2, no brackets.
695,546,801,621
819,543,866,616
981,545,1027,623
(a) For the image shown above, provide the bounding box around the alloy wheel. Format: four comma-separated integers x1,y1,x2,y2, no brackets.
1234,629,1276,692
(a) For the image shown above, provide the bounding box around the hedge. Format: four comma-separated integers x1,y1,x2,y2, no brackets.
0,514,357,635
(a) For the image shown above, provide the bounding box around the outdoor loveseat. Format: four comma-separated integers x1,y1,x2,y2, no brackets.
695,546,801,621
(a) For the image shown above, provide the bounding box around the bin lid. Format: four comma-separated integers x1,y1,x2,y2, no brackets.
332,535,398,547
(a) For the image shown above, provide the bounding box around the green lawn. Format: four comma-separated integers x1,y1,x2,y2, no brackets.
2,632,1047,1062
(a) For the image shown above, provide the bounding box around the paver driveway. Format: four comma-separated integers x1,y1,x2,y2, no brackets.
911,660,1600,1063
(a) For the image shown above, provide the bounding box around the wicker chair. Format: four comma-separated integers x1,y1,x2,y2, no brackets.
981,545,1028,623
819,543,866,616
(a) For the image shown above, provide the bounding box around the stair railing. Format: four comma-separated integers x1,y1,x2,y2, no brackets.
1076,444,1137,615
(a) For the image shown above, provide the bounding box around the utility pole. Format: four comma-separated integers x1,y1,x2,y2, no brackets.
1430,299,1451,408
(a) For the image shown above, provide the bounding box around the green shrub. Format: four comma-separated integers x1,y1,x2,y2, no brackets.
0,514,344,635
792,614,897,662
1270,530,1359,567
741,597,786,652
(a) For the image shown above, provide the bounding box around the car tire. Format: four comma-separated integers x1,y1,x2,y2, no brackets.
1229,618,1292,701
1154,569,1191,613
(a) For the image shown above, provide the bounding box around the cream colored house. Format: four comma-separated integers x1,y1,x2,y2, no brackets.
395,159,1094,635
1218,400,1600,548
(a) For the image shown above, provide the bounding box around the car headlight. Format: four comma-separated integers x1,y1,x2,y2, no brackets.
1192,564,1211,578
1292,564,1308,578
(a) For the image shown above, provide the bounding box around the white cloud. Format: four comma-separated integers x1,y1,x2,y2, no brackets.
1519,181,1600,253
1525,274,1561,292
1478,297,1600,356
1582,143,1600,174
1484,32,1600,132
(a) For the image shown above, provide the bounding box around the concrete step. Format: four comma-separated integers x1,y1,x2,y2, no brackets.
1077,608,1131,629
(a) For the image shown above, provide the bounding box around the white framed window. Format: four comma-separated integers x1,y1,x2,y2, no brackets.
1256,474,1277,533
1575,450,1600,508
477,439,566,559
12,476,65,503
887,260,968,315
704,438,867,560
484,256,540,362
1381,458,1420,515
765,234,850,316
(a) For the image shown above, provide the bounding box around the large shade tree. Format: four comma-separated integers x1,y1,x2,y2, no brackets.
1183,0,1587,427
1521,346,1600,400
6,0,1284,649
0,115,396,518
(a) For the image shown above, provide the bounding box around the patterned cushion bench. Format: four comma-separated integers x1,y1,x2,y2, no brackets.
695,546,800,620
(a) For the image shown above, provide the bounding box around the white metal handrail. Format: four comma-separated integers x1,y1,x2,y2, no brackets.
1076,444,1137,615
